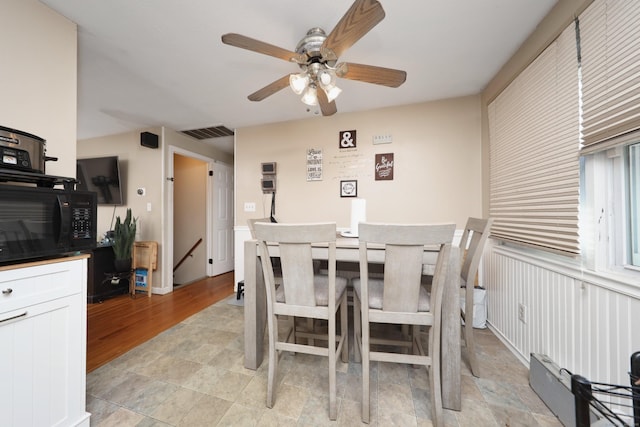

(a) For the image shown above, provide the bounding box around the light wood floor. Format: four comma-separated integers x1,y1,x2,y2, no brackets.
86,271,235,373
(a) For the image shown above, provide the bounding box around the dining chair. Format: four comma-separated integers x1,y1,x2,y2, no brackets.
253,222,349,420
458,217,493,377
352,222,457,426
249,217,322,341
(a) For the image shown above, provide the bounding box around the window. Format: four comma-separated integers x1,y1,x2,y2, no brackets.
629,143,640,266
578,0,640,277
581,138,640,275
487,0,640,282
488,21,580,255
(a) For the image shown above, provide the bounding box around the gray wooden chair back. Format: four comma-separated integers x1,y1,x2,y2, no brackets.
253,222,336,307
458,217,493,377
247,217,271,239
358,222,456,315
459,217,493,287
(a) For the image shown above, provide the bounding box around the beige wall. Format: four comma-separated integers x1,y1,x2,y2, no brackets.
79,127,233,293
236,96,482,230
77,128,164,241
0,0,77,176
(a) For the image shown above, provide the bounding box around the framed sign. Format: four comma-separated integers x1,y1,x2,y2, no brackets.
306,148,323,181
340,180,357,197
339,130,357,149
375,153,394,181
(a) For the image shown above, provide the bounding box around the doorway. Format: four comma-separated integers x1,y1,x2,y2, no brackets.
173,154,207,285
170,149,234,287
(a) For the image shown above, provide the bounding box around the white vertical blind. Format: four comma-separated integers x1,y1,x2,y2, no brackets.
581,0,640,151
489,23,581,255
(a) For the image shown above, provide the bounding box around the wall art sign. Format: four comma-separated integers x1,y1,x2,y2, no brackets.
340,180,358,197
375,153,394,181
339,130,357,149
306,148,323,181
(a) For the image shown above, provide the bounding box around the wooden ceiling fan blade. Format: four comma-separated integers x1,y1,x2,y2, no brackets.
336,62,406,87
318,89,337,116
248,75,292,101
221,33,306,63
322,0,385,59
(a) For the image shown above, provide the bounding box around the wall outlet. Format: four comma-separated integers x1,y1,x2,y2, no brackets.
244,202,256,212
518,303,527,324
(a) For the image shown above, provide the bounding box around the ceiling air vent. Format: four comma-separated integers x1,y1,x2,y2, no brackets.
181,125,234,140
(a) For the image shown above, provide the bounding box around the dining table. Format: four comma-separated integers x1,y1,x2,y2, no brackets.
242,234,462,411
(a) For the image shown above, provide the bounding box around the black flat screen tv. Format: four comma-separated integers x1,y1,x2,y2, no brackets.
76,156,124,205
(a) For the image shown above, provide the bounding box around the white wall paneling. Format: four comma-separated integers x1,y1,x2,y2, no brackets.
484,242,640,416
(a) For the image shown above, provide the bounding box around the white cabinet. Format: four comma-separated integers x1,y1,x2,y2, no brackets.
0,256,90,427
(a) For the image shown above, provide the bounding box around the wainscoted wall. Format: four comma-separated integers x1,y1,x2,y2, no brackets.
484,241,640,391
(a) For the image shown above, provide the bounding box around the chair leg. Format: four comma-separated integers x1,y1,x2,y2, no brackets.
340,294,349,363
465,318,480,377
353,295,362,363
361,310,370,424
429,323,443,427
464,289,480,376
266,314,278,408
430,364,443,427
305,318,314,346
328,308,337,420
411,325,420,356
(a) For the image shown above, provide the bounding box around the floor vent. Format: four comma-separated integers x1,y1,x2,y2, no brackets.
181,126,234,139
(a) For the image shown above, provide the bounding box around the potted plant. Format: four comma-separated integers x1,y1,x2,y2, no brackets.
112,208,137,272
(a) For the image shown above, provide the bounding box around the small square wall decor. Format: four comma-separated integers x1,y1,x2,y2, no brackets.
340,180,357,197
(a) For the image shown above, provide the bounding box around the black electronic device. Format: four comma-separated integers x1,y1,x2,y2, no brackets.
261,162,276,175
76,156,125,205
140,131,159,149
261,177,276,193
0,184,97,264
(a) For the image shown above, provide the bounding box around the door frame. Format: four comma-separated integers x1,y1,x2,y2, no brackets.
167,146,214,285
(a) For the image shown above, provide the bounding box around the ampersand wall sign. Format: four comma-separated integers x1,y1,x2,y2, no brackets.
339,130,357,149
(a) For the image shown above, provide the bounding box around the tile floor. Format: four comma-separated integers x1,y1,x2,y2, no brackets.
86,296,563,426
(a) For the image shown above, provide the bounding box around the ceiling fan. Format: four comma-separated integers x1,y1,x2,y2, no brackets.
221,0,407,116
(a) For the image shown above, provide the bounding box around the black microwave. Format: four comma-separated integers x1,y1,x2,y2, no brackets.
0,184,97,264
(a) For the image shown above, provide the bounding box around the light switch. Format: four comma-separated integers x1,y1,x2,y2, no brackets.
244,202,256,212
146,202,152,212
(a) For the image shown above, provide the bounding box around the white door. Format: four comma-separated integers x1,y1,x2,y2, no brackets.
210,162,234,275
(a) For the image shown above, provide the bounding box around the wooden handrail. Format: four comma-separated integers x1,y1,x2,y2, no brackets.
173,238,203,273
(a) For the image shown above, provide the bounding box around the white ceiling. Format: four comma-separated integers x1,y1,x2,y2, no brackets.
39,0,557,155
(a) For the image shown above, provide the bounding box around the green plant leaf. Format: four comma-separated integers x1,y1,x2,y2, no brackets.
113,208,137,260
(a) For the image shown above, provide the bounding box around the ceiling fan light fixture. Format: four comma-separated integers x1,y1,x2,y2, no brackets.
222,0,405,117
289,73,309,95
316,68,341,102
301,85,318,106
323,85,342,103
317,69,335,88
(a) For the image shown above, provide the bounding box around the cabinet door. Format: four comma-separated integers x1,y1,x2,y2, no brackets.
0,293,88,427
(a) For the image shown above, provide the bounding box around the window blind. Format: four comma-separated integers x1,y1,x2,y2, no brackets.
489,23,581,255
580,0,640,152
